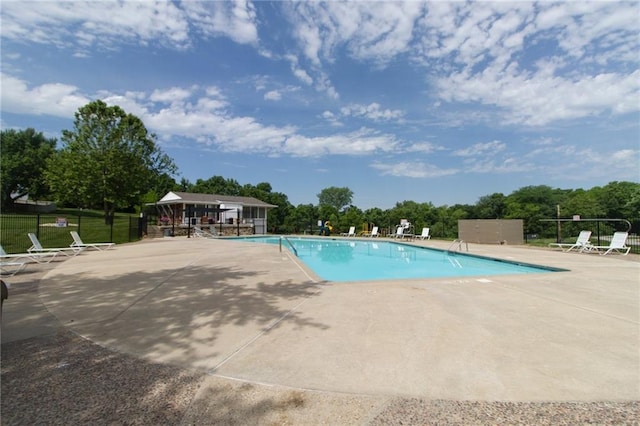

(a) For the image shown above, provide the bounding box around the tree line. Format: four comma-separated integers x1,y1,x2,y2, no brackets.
1,101,638,236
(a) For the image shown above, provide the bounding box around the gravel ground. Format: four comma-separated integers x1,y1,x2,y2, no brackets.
1,260,638,425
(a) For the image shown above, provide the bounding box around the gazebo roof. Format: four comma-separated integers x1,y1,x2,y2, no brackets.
157,191,277,208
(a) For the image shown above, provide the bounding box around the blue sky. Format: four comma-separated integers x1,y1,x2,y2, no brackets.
1,1,639,210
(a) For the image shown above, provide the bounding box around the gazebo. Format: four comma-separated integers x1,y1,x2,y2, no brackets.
154,191,277,235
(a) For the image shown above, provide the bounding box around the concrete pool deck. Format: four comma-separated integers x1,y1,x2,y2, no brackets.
1,236,638,424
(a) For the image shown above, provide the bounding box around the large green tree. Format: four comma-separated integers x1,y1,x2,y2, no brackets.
475,193,507,219
191,175,242,195
45,100,176,221
596,181,639,218
285,203,318,234
317,186,353,212
0,128,56,210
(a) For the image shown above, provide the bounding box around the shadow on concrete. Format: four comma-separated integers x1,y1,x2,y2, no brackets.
1,330,204,425
37,263,329,370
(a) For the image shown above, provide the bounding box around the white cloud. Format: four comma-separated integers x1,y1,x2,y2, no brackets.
448,140,532,174
284,128,398,157
371,161,458,178
460,156,532,174
182,0,258,45
279,1,639,126
282,2,425,98
2,74,400,159
0,73,89,117
405,142,443,154
437,66,640,126
292,67,313,85
150,87,194,104
321,110,342,127
286,2,424,65
340,103,404,121
0,0,261,51
453,141,506,157
421,2,640,126
1,1,191,50
264,90,282,101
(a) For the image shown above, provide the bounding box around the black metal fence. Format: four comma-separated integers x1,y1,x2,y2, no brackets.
0,213,146,254
536,217,639,254
3,212,637,255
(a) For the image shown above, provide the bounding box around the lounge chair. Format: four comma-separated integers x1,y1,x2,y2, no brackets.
0,261,27,277
70,231,115,251
393,226,406,239
548,230,592,252
27,233,83,256
584,232,631,255
1,244,59,263
365,226,379,238
417,228,431,240
193,226,218,238
341,226,356,237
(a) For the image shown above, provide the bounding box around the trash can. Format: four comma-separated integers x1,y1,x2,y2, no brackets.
164,228,173,237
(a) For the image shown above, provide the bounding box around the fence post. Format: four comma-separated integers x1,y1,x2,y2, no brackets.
128,216,134,242
36,213,41,238
77,214,81,236
140,213,146,239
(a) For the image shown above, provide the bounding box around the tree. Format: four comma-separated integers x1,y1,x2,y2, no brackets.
625,185,640,217
560,189,605,218
45,100,176,221
285,203,318,234
0,128,56,210
363,207,388,229
596,181,640,218
140,172,178,210
191,175,241,195
340,205,364,233
177,178,193,192
475,193,506,218
317,186,353,212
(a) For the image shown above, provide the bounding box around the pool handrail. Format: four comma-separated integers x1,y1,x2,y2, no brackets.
447,239,468,252
280,236,298,257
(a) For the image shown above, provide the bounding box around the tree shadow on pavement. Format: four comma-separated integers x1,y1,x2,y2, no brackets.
37,262,329,370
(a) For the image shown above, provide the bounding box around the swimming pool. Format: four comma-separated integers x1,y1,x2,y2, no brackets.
226,236,562,282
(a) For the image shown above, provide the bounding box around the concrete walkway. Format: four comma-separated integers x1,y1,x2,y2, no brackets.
2,236,639,424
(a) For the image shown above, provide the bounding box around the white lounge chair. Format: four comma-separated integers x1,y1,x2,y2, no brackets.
1,244,59,263
584,232,631,255
548,230,592,252
193,226,218,238
365,226,379,238
28,233,83,256
393,226,406,239
417,227,431,240
70,231,115,251
0,261,27,277
341,226,356,237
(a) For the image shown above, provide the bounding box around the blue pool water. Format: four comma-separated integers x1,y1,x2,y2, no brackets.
226,236,561,282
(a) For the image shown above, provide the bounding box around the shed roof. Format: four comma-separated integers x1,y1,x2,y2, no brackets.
157,191,277,208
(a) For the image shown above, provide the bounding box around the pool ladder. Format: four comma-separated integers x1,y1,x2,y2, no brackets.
280,236,298,257
447,239,468,253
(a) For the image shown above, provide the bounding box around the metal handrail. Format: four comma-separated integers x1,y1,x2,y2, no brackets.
280,236,298,257
447,239,468,252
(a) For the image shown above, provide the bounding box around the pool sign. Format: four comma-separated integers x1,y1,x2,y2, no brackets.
56,217,68,227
